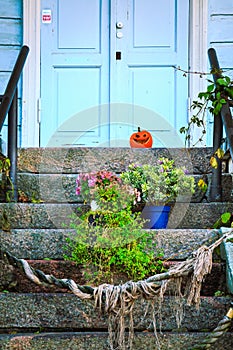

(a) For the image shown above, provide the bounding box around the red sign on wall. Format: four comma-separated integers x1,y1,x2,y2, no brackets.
42,9,52,24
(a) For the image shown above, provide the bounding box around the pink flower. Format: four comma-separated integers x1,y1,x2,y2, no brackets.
76,186,81,195
88,177,97,187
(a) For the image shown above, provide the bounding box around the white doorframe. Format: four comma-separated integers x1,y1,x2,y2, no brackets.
189,0,208,145
22,0,208,147
22,0,41,147
189,0,208,98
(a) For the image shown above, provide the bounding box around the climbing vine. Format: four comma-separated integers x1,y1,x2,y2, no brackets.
180,74,233,146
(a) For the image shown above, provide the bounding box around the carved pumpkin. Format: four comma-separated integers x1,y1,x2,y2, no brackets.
130,127,153,148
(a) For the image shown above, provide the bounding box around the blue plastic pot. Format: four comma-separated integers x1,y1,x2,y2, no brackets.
141,205,170,229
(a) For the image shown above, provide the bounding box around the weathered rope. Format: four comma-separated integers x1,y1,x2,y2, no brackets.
2,250,94,299
188,302,233,349
1,228,233,350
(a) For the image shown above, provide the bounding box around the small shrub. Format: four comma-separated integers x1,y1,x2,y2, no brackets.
64,209,165,284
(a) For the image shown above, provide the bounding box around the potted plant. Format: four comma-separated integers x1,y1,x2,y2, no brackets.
76,169,137,224
120,157,195,228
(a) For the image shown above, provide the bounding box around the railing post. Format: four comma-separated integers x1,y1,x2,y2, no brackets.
8,89,18,201
208,48,223,202
0,45,29,202
0,45,29,130
208,48,233,200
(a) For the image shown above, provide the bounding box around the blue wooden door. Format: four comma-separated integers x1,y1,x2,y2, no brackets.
40,0,189,147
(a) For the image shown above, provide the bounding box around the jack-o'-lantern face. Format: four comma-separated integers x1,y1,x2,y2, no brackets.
130,127,153,148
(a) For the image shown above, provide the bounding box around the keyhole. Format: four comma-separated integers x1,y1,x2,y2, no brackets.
116,51,121,60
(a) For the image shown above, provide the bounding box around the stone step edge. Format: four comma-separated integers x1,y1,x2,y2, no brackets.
0,228,222,260
0,294,231,332
0,331,232,350
0,332,233,350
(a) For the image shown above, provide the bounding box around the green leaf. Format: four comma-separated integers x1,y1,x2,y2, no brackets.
220,98,227,104
216,78,228,86
216,91,221,99
221,212,231,224
207,83,215,92
224,76,231,84
198,92,209,99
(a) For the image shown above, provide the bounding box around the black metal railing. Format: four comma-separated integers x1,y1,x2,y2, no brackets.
208,48,233,201
0,45,29,201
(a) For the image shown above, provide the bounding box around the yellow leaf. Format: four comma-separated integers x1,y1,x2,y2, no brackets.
198,179,204,187
215,148,224,159
210,156,218,169
198,179,208,192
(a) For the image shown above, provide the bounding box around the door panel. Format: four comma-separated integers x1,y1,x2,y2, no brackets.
58,0,100,49
109,0,189,145
40,0,109,146
131,68,175,123
40,0,189,147
133,0,174,48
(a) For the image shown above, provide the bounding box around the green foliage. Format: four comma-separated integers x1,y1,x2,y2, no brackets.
0,157,14,202
213,212,233,229
180,75,233,145
214,290,225,297
64,209,165,283
121,158,195,205
120,164,148,202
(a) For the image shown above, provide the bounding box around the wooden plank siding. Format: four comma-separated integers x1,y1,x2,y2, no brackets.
208,0,233,71
0,0,23,149
205,0,233,146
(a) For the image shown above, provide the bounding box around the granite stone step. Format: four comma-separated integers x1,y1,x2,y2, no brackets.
0,331,233,350
0,147,232,350
0,294,232,332
16,173,233,203
0,203,233,230
17,147,214,174
16,147,232,204
0,228,222,260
